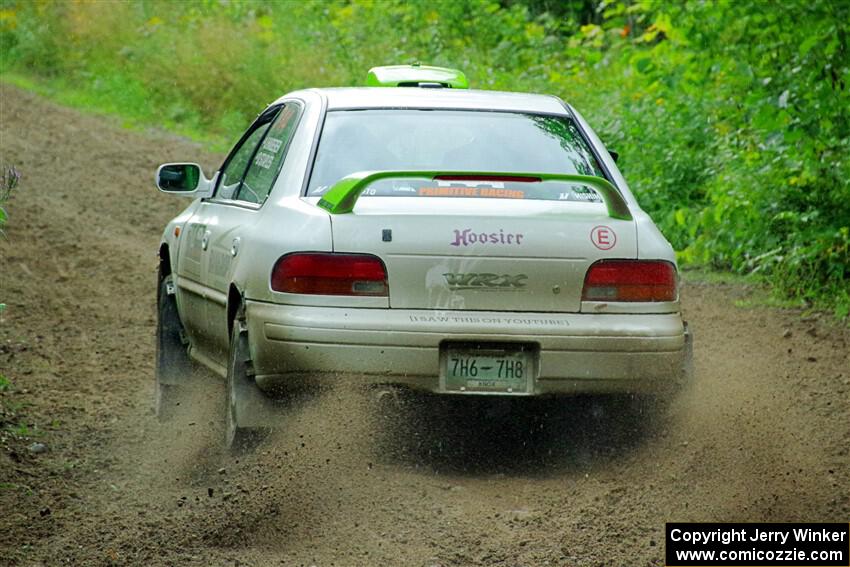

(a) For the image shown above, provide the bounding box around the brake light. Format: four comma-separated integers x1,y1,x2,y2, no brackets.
271,253,388,296
582,260,677,302
433,175,541,183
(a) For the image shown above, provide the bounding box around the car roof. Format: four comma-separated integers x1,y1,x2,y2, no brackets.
278,87,570,115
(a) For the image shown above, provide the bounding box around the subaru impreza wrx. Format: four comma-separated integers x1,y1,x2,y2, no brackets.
154,65,693,449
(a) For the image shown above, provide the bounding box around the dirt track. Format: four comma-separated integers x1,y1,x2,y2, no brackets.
1,83,848,567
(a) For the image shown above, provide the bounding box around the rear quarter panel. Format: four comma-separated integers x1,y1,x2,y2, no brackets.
228,90,335,304
235,197,333,304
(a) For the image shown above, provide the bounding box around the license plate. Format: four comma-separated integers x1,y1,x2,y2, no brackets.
442,344,535,394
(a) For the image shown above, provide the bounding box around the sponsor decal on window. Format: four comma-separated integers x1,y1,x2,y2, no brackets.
261,137,283,153
253,151,275,169
418,186,526,199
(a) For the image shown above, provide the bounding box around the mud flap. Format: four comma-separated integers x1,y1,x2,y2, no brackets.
157,276,191,387
682,322,694,388
231,371,279,429
229,321,279,431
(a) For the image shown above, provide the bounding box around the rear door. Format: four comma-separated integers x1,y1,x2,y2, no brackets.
174,109,280,363
191,103,302,364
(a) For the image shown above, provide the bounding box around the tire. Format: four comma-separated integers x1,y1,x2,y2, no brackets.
225,315,269,452
155,274,192,420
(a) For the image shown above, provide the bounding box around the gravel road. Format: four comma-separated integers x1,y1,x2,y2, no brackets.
1,84,848,566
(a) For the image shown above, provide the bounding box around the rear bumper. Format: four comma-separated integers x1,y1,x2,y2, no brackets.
246,301,691,395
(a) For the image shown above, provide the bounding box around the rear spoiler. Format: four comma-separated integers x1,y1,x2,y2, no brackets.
316,171,632,220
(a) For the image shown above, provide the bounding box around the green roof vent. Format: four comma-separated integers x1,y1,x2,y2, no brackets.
366,64,469,89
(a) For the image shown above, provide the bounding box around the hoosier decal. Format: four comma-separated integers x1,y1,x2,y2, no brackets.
450,228,524,246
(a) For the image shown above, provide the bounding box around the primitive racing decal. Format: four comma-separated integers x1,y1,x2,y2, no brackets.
354,178,603,202
418,186,525,199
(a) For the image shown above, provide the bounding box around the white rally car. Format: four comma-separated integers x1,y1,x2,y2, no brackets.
155,65,692,449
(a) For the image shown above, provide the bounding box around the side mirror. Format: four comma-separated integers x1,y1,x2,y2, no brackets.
156,163,213,197
608,149,620,163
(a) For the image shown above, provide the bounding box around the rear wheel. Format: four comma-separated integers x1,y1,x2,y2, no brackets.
226,314,270,452
155,274,192,420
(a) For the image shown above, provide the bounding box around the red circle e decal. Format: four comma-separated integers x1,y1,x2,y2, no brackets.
591,226,617,250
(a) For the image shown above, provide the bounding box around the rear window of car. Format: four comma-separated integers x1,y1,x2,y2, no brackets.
306,110,606,202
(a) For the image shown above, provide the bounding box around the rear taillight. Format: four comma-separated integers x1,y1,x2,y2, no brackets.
433,175,542,183
270,253,388,296
582,260,677,302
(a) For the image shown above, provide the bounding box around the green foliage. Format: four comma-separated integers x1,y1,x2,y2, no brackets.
0,0,847,318
0,374,29,440
0,164,21,234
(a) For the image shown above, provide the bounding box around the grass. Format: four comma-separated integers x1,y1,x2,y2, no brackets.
0,373,35,441
0,482,34,496
680,267,756,287
682,267,831,316
1,71,230,153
